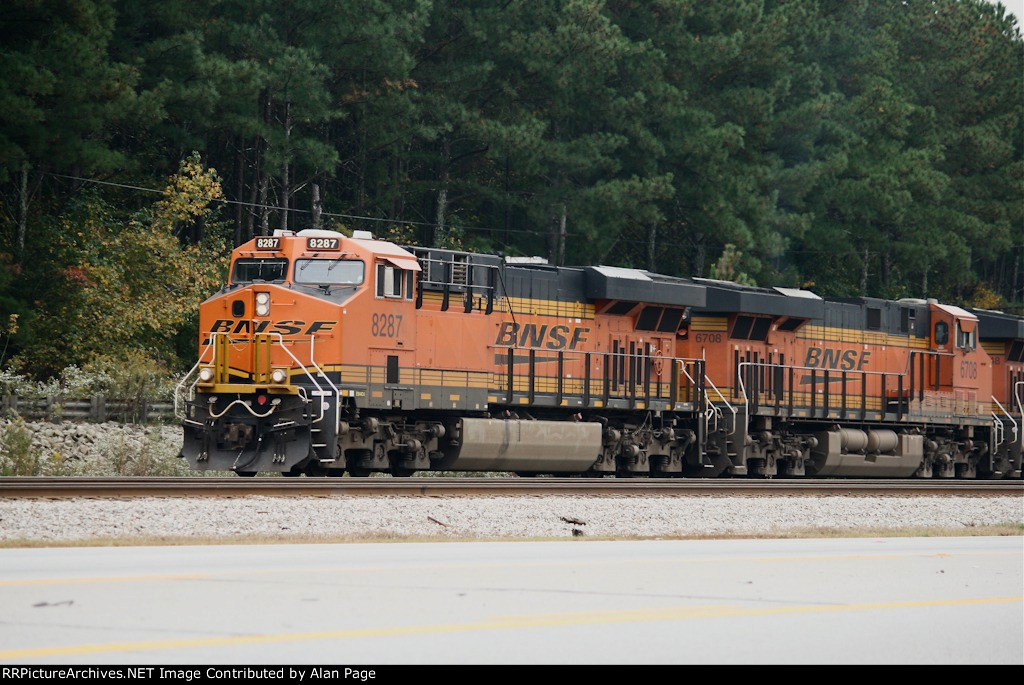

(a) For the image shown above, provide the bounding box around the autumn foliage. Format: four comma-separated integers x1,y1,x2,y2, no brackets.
9,155,229,377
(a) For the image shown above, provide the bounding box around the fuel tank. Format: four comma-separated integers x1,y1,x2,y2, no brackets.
439,418,602,472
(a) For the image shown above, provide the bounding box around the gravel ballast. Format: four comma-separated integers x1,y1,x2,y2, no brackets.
0,495,1020,543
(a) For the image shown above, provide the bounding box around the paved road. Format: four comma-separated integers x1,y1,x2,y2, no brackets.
0,537,1021,664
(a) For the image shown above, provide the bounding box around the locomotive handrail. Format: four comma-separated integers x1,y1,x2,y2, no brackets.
675,361,715,433
737,360,914,420
266,333,329,425
991,396,1017,448
208,398,278,420
411,251,499,314
306,333,340,434
903,348,957,397
991,412,1003,450
677,359,736,436
174,335,218,420
987,395,1011,448
415,261,498,288
179,332,331,425
1014,380,1024,444
900,348,956,371
491,345,701,409
705,376,738,437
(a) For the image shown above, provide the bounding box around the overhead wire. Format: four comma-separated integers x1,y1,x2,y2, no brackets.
43,172,558,239
40,171,940,256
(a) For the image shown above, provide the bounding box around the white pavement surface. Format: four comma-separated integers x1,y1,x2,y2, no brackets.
0,537,1021,664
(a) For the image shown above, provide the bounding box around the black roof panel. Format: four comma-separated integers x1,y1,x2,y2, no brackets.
971,309,1024,340
584,266,706,307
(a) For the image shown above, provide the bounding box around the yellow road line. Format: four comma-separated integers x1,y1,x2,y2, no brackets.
1,596,1019,660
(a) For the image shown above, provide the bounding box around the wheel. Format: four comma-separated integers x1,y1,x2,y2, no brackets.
345,449,373,478
236,471,257,477
389,466,415,477
304,462,329,477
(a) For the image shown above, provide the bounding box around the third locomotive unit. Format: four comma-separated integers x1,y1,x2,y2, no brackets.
178,229,1024,479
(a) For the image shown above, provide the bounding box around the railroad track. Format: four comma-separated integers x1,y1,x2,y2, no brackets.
0,476,1021,498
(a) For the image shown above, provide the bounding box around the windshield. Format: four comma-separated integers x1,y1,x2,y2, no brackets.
294,258,364,286
232,258,289,283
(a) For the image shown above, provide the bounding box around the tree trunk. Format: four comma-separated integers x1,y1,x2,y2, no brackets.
1013,247,1020,308
246,138,260,240
881,250,891,294
311,181,322,229
258,92,272,236
234,141,245,246
860,245,869,295
390,151,404,220
434,187,448,247
546,180,566,266
691,230,706,277
258,173,270,236
647,222,657,272
922,257,929,297
556,203,567,266
433,137,450,247
547,208,557,265
356,83,368,214
17,162,28,259
281,101,292,233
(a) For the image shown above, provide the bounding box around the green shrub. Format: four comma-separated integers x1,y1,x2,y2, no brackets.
0,419,37,475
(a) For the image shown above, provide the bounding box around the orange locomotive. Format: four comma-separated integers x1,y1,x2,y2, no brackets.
178,229,1022,479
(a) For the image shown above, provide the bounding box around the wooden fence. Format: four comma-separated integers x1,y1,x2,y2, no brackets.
1,395,175,423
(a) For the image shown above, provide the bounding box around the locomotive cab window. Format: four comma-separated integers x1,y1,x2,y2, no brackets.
376,263,414,300
900,307,915,333
232,258,288,284
934,321,949,345
955,321,976,350
295,258,364,286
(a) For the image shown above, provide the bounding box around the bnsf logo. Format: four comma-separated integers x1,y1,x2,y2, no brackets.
209,320,336,335
804,347,871,371
494,322,590,350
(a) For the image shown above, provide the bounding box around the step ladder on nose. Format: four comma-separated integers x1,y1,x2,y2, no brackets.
270,333,341,464
305,337,340,463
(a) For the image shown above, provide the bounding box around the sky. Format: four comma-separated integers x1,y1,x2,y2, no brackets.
994,0,1023,23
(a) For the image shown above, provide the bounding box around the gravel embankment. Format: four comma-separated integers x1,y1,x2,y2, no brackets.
1,420,1021,544
0,495,1020,543
0,419,186,476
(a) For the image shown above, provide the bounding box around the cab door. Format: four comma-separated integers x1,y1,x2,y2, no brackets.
368,258,417,409
929,306,954,390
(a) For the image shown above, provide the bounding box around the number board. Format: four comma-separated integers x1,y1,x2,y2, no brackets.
254,237,281,250
307,237,341,251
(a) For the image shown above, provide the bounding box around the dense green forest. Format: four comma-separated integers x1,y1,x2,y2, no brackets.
0,0,1021,381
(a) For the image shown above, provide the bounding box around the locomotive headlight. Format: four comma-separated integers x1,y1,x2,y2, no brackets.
271,368,287,384
198,366,214,383
255,292,270,316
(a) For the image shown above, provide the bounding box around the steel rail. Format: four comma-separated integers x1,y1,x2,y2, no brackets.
0,477,1020,499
